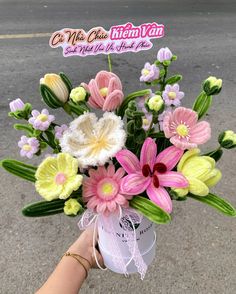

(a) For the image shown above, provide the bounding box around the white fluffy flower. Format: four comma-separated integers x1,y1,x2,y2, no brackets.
59,112,126,168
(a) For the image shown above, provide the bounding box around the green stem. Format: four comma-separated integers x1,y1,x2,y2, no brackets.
107,54,112,72
160,65,168,91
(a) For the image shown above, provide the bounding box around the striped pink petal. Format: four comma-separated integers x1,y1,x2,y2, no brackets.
155,146,184,170
120,173,151,195
108,76,123,94
140,137,157,169
103,89,124,111
146,184,172,213
189,121,211,144
158,171,189,188
88,79,104,108
116,149,141,174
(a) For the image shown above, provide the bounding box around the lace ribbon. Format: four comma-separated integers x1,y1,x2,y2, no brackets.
78,207,148,279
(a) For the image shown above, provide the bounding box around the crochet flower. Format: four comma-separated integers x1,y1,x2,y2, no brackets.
18,136,39,158
64,198,81,216
140,62,159,82
40,73,69,103
162,84,184,106
60,112,126,168
147,95,164,112
9,98,25,112
173,149,222,197
83,165,132,215
116,138,188,213
163,107,211,150
84,70,124,111
55,124,68,139
35,153,83,201
70,86,87,103
157,47,173,62
29,109,55,131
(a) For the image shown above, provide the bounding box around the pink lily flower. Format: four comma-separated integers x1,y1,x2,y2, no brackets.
83,70,124,111
116,137,189,213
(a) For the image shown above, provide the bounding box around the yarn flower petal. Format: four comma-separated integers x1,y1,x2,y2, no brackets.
163,107,211,150
60,112,126,168
35,153,83,201
83,164,132,216
116,137,188,213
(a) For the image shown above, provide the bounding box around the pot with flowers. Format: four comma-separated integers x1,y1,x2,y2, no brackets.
2,47,236,279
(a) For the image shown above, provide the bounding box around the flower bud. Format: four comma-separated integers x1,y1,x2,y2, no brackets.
8,99,32,120
64,198,81,216
218,130,236,149
147,95,164,112
70,86,87,103
9,98,25,112
203,76,222,95
40,73,69,103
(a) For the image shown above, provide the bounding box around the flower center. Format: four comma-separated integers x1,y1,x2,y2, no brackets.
38,114,48,122
142,69,150,76
176,124,189,137
99,87,108,97
55,172,67,185
97,178,119,199
22,144,32,151
168,91,177,100
142,118,150,126
142,164,151,177
153,162,167,173
153,175,160,188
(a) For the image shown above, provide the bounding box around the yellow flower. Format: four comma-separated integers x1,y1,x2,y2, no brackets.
35,153,83,201
173,148,222,197
64,198,81,215
40,73,69,103
70,86,87,103
147,95,164,112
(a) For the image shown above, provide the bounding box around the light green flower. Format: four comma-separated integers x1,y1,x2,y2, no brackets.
70,86,87,103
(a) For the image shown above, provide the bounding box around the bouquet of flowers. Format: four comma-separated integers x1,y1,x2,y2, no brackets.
1,47,236,278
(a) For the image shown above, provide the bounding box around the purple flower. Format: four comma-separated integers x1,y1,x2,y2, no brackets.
162,84,184,106
18,136,39,158
55,124,68,139
157,47,173,63
28,109,55,131
9,98,25,112
142,113,153,131
140,63,159,82
158,109,171,131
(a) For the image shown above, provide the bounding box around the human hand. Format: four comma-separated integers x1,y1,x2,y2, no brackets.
68,227,105,270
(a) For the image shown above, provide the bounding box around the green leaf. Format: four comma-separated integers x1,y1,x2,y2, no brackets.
204,149,223,162
59,72,73,93
22,198,84,217
40,84,64,109
14,123,34,134
130,196,171,224
189,193,236,217
22,199,65,217
165,74,182,85
0,159,37,182
192,91,212,119
117,89,151,118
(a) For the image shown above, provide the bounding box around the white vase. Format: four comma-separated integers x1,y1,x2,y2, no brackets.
97,214,156,274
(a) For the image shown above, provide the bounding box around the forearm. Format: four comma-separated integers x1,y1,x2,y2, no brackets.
36,256,88,294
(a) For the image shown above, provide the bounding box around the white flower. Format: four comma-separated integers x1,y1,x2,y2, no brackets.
59,112,126,168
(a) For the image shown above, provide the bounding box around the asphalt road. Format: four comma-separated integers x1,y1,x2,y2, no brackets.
0,1,236,293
